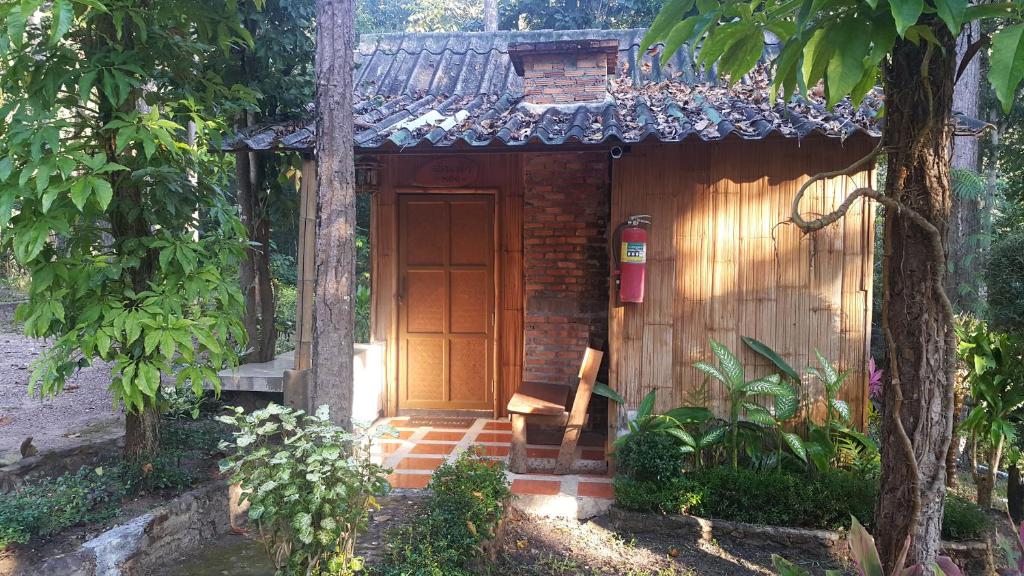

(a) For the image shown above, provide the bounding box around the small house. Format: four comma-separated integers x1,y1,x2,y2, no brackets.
224,29,981,442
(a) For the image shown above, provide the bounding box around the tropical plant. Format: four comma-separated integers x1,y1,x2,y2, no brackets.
643,0,1024,566
0,0,258,458
772,517,963,576
789,351,878,473
693,339,797,468
612,389,722,470
217,404,391,576
956,316,1024,508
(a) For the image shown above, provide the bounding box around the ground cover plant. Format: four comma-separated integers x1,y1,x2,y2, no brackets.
375,448,512,576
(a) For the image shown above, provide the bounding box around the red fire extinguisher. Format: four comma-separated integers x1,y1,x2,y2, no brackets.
614,215,650,303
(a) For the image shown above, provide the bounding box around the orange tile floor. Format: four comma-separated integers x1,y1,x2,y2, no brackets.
370,417,614,503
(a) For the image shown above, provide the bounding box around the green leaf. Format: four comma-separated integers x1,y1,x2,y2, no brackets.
0,189,15,229
49,0,74,45
90,178,112,210
663,406,713,423
637,389,657,419
70,178,91,211
802,27,835,91
0,157,12,182
693,360,728,384
889,0,924,37
933,0,967,34
640,0,696,54
664,427,696,446
988,24,1024,114
700,425,727,447
848,516,885,576
78,70,98,103
743,374,787,396
710,339,744,387
593,382,625,404
742,336,799,381
781,432,807,462
719,25,765,82
774,392,799,421
660,17,701,66
772,554,812,576
825,22,870,106
964,3,1015,20
831,398,851,422
743,403,776,426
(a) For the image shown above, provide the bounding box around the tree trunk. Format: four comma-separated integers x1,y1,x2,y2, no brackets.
254,188,277,361
943,21,982,488
313,0,355,430
1009,464,1024,525
945,383,966,488
124,403,161,458
945,19,983,314
237,149,261,359
976,435,1004,509
484,0,498,31
874,22,958,572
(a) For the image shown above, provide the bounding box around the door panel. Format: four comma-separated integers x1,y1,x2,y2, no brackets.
399,194,494,411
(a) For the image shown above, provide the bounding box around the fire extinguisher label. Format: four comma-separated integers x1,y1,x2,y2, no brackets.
621,242,646,264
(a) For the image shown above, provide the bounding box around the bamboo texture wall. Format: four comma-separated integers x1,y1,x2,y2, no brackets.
608,138,876,427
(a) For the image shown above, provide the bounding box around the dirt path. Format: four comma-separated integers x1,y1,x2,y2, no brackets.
493,509,846,576
0,329,122,465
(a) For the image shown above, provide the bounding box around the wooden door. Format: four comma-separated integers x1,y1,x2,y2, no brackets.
398,194,494,411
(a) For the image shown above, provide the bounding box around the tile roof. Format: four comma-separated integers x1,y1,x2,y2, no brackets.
222,28,989,152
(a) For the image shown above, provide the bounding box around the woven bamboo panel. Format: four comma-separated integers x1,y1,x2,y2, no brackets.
609,138,875,427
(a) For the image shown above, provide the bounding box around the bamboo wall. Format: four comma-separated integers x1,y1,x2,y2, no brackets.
608,138,876,427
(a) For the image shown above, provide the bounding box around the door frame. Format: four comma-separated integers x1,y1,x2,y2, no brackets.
392,188,500,415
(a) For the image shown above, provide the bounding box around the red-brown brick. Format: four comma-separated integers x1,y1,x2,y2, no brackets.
520,52,610,104
522,152,609,384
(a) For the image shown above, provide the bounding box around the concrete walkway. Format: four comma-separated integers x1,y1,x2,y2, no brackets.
370,417,614,519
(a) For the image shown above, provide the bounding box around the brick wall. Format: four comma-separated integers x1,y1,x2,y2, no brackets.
521,51,609,105
523,152,609,385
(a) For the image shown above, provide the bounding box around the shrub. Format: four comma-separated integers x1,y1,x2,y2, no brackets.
614,430,683,483
678,467,877,531
218,404,391,576
377,448,511,576
614,466,987,541
942,495,989,541
0,467,122,548
613,477,702,513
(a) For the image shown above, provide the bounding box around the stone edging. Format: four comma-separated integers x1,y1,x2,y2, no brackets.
607,507,993,575
0,435,124,493
14,480,235,576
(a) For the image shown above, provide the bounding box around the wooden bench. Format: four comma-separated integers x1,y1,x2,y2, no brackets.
507,347,604,474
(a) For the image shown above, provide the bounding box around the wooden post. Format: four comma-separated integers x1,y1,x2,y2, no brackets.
294,157,317,372
510,413,528,473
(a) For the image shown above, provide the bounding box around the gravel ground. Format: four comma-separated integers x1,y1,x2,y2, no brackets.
0,329,122,464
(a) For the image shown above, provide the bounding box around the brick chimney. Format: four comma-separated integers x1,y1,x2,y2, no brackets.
509,39,619,105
